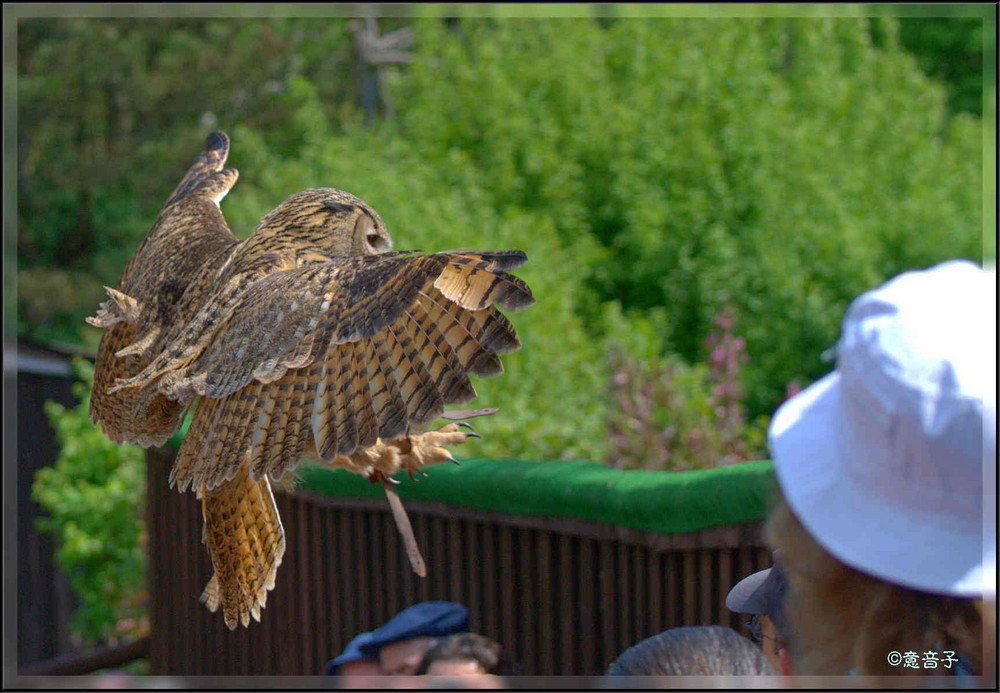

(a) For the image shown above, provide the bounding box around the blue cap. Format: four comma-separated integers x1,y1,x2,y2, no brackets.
324,601,470,675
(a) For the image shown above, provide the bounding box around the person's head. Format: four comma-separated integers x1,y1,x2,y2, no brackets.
725,560,793,674
605,625,775,676
744,613,791,675
336,658,383,677
414,632,515,678
767,499,985,676
765,260,995,676
380,636,445,676
325,601,471,676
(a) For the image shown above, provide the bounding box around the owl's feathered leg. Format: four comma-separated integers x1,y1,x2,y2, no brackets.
330,421,482,577
379,476,427,577
200,465,286,629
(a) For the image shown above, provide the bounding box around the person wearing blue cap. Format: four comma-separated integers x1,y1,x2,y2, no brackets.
325,601,471,678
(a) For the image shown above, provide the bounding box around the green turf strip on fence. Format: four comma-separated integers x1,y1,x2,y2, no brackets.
167,421,776,534
295,458,777,535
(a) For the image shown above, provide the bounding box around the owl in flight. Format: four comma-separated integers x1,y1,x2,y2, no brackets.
88,132,533,629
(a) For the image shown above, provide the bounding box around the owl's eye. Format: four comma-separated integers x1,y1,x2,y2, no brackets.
367,234,389,251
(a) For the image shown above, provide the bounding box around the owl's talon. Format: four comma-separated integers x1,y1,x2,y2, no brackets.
458,421,474,431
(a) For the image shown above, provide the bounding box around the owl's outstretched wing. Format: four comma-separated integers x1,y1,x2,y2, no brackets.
130,249,534,493
89,132,241,446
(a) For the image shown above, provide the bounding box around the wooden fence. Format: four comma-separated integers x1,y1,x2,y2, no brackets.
146,446,772,677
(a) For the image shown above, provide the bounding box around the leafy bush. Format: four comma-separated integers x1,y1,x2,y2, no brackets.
607,306,768,471
390,17,983,418
32,358,148,646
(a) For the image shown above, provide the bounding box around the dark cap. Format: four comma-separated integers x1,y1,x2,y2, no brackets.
726,564,787,617
324,601,470,675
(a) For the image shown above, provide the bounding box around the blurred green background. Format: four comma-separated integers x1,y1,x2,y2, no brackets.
14,7,992,650
17,12,988,463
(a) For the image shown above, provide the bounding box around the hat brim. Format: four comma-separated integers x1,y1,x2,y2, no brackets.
326,632,374,675
771,372,987,597
725,568,773,615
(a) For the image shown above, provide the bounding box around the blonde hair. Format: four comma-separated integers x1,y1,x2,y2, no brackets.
765,497,983,676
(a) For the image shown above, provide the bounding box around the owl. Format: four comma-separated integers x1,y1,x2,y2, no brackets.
87,132,533,629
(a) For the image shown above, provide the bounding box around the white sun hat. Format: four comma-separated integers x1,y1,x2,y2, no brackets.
769,259,996,598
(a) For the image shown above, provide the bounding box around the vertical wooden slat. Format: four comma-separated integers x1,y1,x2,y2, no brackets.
648,547,663,636
176,490,192,673
699,550,714,625
466,521,482,634
632,544,647,643
413,512,431,603
174,489,188,673
598,540,617,670
718,548,734,630
737,544,754,581
362,506,378,626
191,491,205,675
515,528,536,674
664,551,677,629
310,503,327,672
480,522,498,642
345,507,359,649
307,502,324,673
498,525,516,669
146,450,162,673
430,515,447,599
615,541,631,655
369,506,388,626
359,508,375,633
760,547,773,571
682,549,697,626
557,535,575,675
447,518,463,605
383,512,402,621
577,538,596,674
323,508,340,666
535,531,554,674
295,500,314,674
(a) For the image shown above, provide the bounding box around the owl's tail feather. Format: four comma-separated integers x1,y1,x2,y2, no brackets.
200,464,285,629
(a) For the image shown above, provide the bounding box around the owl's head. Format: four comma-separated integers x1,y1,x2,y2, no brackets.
257,188,394,257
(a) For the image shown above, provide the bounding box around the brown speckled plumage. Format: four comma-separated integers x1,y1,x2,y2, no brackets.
89,132,534,629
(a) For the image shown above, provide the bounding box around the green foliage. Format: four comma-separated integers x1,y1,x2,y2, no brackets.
32,358,148,646
16,17,361,343
897,17,985,116
389,17,983,418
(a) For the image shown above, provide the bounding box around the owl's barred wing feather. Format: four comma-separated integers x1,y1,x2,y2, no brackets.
165,251,533,494
111,251,532,402
89,131,241,446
